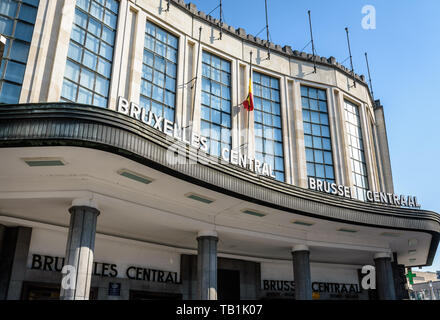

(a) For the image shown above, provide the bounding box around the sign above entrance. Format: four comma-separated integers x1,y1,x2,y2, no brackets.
308,177,421,208
30,254,180,284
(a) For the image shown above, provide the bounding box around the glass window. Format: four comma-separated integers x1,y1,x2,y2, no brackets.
253,72,284,182
0,0,39,104
301,86,335,184
200,51,231,157
140,21,178,123
60,0,118,107
344,100,369,201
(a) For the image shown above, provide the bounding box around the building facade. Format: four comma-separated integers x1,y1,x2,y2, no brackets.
406,270,440,300
0,0,439,300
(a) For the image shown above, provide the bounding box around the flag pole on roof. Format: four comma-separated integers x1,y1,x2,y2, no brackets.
264,0,271,60
345,27,356,88
365,52,375,101
245,51,254,153
243,51,254,113
308,10,317,74
190,27,203,126
218,0,223,40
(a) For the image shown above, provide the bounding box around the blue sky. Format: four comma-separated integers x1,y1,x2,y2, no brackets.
189,0,440,272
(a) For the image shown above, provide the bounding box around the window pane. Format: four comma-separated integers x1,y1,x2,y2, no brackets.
65,60,80,82
77,86,93,104
0,82,21,103
93,94,107,108
0,1,18,18
4,61,25,83
71,25,86,45
97,58,111,77
0,16,14,37
83,50,97,69
94,75,109,96
19,4,38,24
15,21,34,42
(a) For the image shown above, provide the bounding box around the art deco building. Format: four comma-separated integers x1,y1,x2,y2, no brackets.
0,0,439,300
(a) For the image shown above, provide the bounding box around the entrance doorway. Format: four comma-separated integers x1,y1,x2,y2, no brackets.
129,290,182,300
218,269,240,300
21,282,98,300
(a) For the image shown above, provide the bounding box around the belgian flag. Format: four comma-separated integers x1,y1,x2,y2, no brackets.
243,75,254,111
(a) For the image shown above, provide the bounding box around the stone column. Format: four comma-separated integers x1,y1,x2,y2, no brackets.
374,252,396,300
0,226,32,300
197,230,218,300
60,199,100,300
292,245,312,300
373,101,394,194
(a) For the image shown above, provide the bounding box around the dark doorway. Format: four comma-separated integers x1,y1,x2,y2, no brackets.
129,290,182,300
218,269,240,300
21,282,97,300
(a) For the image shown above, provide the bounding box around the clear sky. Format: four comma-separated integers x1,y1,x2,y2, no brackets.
189,0,440,272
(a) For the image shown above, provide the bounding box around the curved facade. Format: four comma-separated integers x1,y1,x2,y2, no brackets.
0,0,438,300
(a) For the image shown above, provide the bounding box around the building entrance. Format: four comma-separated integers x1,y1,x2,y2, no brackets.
129,290,182,300
218,269,240,300
21,282,97,300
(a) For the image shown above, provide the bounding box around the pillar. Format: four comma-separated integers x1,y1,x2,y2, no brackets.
292,245,312,300
374,252,396,300
0,226,32,300
197,230,218,300
60,199,100,300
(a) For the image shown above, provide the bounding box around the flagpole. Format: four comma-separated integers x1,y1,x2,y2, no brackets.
247,51,253,153
190,27,203,126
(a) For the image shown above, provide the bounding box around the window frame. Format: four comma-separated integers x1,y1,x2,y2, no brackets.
60,0,119,108
301,84,335,184
343,98,369,201
139,19,179,123
0,0,40,104
253,70,285,182
200,50,232,158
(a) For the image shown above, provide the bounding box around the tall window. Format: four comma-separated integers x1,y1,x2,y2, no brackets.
253,72,284,182
200,51,231,157
140,21,178,123
344,100,369,201
301,86,335,183
0,0,39,104
61,0,119,107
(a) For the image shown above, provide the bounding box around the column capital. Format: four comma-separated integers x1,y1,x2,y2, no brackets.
292,244,309,252
70,198,100,211
197,230,218,239
374,252,392,260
